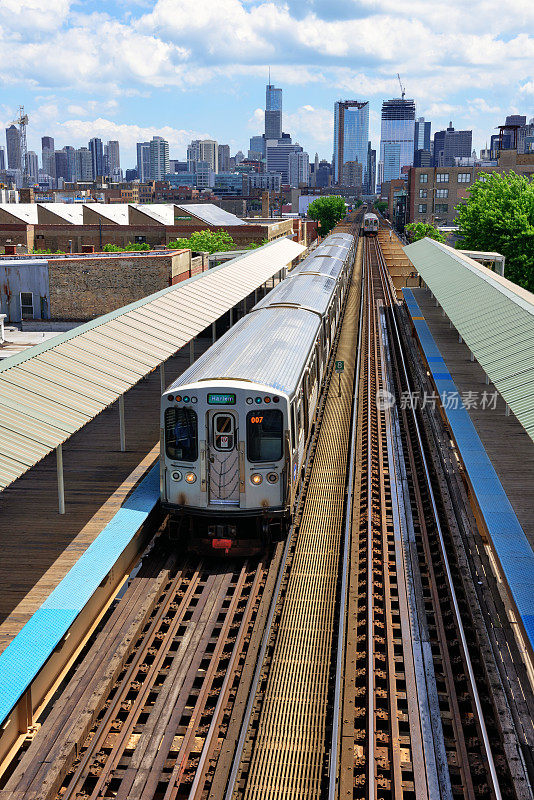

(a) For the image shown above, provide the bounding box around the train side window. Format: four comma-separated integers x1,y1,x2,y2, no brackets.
165,407,198,461
247,410,283,462
291,403,297,448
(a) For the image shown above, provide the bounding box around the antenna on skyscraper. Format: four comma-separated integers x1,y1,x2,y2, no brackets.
12,105,29,187
268,65,271,84
397,73,405,100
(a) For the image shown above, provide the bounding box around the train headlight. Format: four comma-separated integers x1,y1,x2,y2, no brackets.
185,472,197,484
251,473,263,485
267,472,278,484
171,470,182,482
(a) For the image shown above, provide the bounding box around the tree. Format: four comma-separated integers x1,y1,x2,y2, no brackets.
168,229,235,254
307,196,346,235
374,200,388,214
405,222,446,244
455,171,534,292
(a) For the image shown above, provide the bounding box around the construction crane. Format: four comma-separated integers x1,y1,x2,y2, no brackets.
12,106,29,187
397,73,406,100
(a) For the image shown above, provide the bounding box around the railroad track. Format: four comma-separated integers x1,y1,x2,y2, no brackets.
336,231,522,800
2,540,272,800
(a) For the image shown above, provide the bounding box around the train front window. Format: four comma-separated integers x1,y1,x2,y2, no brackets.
165,407,198,461
247,410,283,462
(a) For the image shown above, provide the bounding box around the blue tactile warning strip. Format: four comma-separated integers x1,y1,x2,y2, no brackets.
403,289,534,649
0,464,160,726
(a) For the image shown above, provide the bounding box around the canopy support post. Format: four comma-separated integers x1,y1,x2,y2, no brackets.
56,445,65,515
119,395,126,452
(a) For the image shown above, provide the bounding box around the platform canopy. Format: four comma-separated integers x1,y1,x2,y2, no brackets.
0,237,305,491
404,238,534,442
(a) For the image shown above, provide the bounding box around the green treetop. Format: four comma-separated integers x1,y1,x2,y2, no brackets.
404,222,446,244
307,196,346,235
168,229,235,254
455,171,534,292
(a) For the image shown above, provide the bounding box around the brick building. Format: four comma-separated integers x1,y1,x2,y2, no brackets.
407,150,534,226
0,202,297,254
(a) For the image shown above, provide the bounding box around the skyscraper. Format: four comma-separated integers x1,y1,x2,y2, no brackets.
149,136,169,180
105,140,121,180
218,144,230,172
265,84,282,140
379,98,416,183
25,151,39,184
433,123,472,166
41,136,55,178
75,147,93,181
249,135,266,159
63,146,76,182
136,142,151,182
333,100,369,186
366,142,376,194
187,140,218,173
266,142,303,184
89,137,104,179
414,117,431,152
7,125,22,170
0,146,6,172
288,150,310,187
55,150,69,181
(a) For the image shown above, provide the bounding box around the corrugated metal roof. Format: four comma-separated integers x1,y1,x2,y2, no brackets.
84,203,130,225
130,203,175,225
168,306,320,397
0,237,305,490
404,238,534,442
253,273,337,317
0,203,38,224
176,203,246,226
38,203,84,224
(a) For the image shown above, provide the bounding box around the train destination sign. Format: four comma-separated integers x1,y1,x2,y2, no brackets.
207,393,236,405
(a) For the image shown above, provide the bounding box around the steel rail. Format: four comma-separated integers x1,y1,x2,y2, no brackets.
187,564,266,799
327,231,365,799
373,236,504,800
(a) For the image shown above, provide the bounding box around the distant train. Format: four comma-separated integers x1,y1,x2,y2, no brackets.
160,231,356,554
363,213,379,236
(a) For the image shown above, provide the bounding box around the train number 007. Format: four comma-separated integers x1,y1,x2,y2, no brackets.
250,416,264,424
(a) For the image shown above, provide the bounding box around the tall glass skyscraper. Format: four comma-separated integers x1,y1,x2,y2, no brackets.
379,98,416,182
265,84,282,140
333,100,369,186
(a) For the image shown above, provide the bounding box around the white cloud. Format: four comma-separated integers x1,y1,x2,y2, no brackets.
0,0,71,34
284,105,333,145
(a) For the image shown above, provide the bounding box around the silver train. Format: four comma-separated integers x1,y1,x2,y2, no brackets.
363,212,379,236
160,231,356,554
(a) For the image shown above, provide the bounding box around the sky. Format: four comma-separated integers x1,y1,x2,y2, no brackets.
0,0,533,169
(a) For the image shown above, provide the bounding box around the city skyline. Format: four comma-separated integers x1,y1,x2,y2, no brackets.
1,0,532,167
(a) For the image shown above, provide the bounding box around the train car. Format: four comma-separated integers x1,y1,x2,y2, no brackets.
160,233,356,554
363,212,379,236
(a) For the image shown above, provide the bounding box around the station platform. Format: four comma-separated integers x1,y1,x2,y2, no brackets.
403,288,534,648
0,345,195,653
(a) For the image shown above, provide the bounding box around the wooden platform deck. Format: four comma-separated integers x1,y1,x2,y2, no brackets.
411,288,534,551
0,340,210,655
